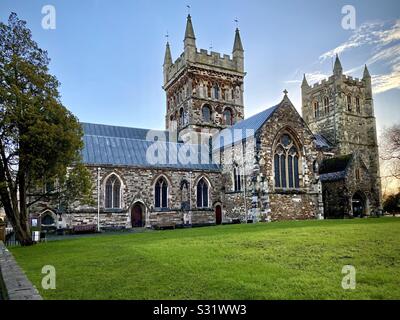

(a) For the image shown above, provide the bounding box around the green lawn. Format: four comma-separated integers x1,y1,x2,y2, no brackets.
10,218,400,300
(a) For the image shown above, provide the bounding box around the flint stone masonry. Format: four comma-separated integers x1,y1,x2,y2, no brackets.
0,242,42,300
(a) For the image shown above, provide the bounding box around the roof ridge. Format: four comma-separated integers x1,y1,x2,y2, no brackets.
81,122,168,133
84,134,209,148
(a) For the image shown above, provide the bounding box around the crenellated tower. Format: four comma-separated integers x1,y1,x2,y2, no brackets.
302,55,381,211
163,15,246,143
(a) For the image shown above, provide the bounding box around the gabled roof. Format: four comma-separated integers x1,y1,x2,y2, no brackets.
81,122,169,141
213,104,279,150
314,133,334,150
81,123,219,171
319,154,353,182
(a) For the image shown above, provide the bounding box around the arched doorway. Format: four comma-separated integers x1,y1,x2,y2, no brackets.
215,205,222,225
352,192,365,218
131,203,144,227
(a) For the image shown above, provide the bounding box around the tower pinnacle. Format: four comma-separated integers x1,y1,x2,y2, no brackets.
233,28,244,53
333,54,343,76
301,74,309,88
163,42,172,67
363,64,371,79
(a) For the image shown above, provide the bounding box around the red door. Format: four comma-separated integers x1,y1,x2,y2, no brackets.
215,205,222,225
132,204,143,227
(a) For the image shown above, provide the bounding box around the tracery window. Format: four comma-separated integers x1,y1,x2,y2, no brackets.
233,164,242,192
196,178,209,208
155,177,168,208
105,174,122,209
274,133,300,189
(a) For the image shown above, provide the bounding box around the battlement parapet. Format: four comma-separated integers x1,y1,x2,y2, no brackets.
165,48,241,85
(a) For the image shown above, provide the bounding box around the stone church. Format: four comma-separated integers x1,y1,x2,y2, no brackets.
33,15,382,230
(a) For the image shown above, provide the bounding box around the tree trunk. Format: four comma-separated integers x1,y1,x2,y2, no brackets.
13,218,33,246
6,209,33,246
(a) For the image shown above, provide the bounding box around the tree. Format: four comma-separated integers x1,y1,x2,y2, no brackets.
0,13,92,245
381,124,400,179
383,192,400,215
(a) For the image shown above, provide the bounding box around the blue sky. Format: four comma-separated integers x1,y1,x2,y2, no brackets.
0,0,399,135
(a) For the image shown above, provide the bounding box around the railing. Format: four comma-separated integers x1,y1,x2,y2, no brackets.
5,229,20,247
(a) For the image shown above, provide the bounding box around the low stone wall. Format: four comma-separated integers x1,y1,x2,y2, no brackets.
0,242,42,300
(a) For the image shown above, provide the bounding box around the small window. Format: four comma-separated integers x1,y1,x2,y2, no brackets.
324,97,329,114
155,177,168,208
355,168,360,181
313,101,319,118
202,105,211,123
233,165,242,192
213,84,220,99
179,108,184,126
207,85,212,98
196,178,209,208
223,108,233,125
356,97,361,113
347,94,352,111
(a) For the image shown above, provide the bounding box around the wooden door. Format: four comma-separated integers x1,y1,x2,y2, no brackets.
215,205,222,225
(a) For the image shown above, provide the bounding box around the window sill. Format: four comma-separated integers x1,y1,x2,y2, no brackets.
103,208,124,213
274,188,306,194
225,190,244,194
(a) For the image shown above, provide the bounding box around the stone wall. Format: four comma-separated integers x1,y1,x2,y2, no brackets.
322,154,379,218
31,166,223,229
0,242,42,300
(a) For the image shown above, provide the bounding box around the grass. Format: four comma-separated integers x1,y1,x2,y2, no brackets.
9,218,400,300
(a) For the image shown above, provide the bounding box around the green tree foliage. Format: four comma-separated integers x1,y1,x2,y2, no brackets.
383,193,400,214
0,13,93,245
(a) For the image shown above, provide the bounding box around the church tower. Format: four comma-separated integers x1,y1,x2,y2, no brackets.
163,15,246,143
302,55,382,211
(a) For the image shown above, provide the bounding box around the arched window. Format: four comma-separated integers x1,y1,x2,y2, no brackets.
105,174,122,209
347,94,352,111
180,180,189,210
223,108,233,125
313,101,319,118
41,213,55,225
179,108,184,126
196,178,209,208
213,84,220,99
233,164,242,192
324,97,329,114
202,105,211,123
155,177,168,208
274,133,300,189
356,97,361,113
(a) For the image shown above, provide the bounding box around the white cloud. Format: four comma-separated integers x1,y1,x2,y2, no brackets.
319,20,400,61
284,71,330,85
372,63,400,94
285,20,400,94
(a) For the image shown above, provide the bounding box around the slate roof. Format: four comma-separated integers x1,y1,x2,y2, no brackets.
81,123,220,171
319,154,353,182
314,133,334,150
213,104,279,150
